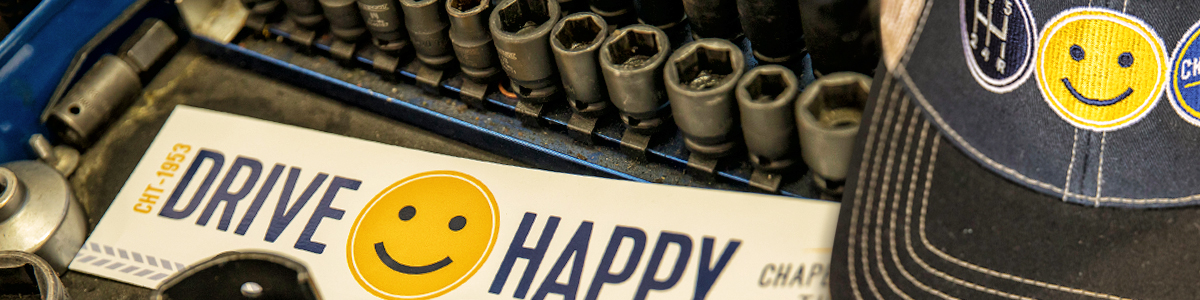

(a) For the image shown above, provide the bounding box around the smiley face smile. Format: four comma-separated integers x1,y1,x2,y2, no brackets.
347,171,499,299
1034,8,1167,131
374,242,453,275
1061,77,1133,106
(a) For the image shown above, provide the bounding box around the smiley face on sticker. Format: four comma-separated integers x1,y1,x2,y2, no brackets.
1036,8,1167,131
347,171,499,299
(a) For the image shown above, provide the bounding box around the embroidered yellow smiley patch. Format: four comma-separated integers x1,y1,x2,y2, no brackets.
1036,8,1167,131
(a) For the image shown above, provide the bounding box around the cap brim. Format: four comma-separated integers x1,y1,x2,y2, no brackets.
830,68,1200,300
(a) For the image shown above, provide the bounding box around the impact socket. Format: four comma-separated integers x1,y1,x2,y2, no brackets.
736,0,803,63
736,65,800,171
799,0,880,75
681,0,741,40
322,0,367,41
283,0,325,28
665,39,746,158
358,0,410,52
551,13,608,115
588,0,633,27
599,24,671,132
401,0,454,68
448,0,499,81
490,0,561,102
795,72,870,192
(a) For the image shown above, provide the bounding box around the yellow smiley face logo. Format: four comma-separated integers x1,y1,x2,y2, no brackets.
1036,8,1167,131
347,171,499,299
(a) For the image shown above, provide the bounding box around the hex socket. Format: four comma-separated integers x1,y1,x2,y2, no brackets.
588,0,633,26
47,55,143,147
283,0,325,28
795,72,870,183
448,0,500,81
682,0,741,40
736,0,802,61
552,13,608,114
321,0,367,41
600,24,671,131
490,0,561,101
665,39,746,157
358,0,410,52
633,0,683,28
400,0,454,68
799,0,879,74
737,65,800,171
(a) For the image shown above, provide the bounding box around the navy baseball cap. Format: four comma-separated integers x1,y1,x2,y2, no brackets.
832,0,1200,299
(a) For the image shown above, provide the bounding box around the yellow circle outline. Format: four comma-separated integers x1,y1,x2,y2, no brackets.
1035,8,1167,130
1172,23,1200,119
346,171,500,299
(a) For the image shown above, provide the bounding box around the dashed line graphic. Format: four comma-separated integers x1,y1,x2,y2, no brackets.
75,242,184,280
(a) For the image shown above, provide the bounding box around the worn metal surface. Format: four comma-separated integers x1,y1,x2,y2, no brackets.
737,65,800,172
447,0,499,82
796,72,870,189
598,24,669,132
490,0,560,102
0,161,87,275
0,251,70,300
149,251,320,300
550,12,607,115
665,38,746,158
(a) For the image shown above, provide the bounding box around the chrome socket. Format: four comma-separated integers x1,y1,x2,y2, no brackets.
0,161,87,275
447,0,500,82
401,0,454,68
551,13,608,115
795,72,870,192
490,0,561,102
736,65,800,171
599,24,671,132
665,38,746,158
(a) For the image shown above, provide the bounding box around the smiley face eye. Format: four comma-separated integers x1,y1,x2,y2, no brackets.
399,205,416,221
1070,44,1085,61
449,216,466,231
1118,52,1133,68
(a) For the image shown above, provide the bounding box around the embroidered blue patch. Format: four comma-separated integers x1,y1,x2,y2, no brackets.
959,0,1037,93
1168,19,1200,127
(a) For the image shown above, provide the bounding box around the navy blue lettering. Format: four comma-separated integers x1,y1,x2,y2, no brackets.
234,164,285,235
159,149,224,219
489,212,560,298
635,231,692,300
196,156,263,230
585,226,647,300
695,237,741,299
294,176,359,254
533,221,593,300
264,169,327,242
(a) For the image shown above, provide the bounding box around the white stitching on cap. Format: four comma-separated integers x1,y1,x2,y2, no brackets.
899,135,1036,300
848,64,895,300
1064,129,1079,202
872,94,916,300
1096,133,1105,207
860,73,905,300
893,119,957,299
910,134,1132,300
899,65,1200,204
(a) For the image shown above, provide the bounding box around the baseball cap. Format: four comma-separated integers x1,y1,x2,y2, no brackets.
831,0,1200,299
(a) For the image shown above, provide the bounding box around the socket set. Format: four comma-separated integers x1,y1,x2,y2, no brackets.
194,0,883,199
